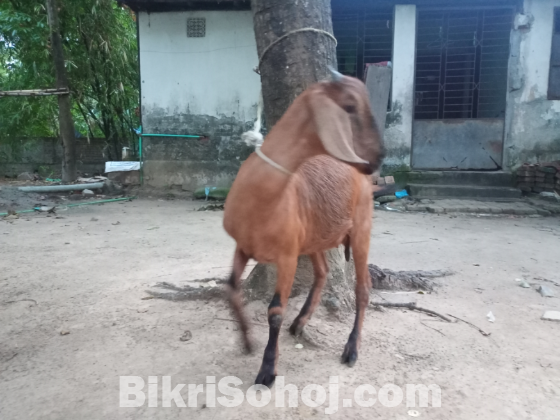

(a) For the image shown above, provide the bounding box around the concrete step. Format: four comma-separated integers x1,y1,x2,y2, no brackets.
407,171,514,187
407,183,522,199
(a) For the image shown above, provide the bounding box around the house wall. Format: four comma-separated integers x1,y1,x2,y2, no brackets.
504,0,560,169
385,4,417,172
138,1,560,189
138,10,260,190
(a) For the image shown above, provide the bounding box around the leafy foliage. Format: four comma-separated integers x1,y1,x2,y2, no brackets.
0,0,139,160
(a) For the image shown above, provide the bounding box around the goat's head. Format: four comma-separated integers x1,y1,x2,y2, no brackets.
304,68,385,175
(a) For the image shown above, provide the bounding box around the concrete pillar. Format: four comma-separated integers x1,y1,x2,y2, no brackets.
365,65,392,139
384,4,416,171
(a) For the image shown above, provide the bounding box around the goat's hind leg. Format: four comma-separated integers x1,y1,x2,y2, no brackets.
227,247,251,353
342,212,372,367
289,252,328,337
255,256,297,387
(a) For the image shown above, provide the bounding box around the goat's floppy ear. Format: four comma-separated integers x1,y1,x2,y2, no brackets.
308,90,369,165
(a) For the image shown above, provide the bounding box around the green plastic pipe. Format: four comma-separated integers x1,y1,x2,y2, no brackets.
0,197,135,217
139,133,203,138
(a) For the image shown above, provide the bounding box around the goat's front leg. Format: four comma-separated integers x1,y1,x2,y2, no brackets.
289,252,328,336
227,247,251,353
255,256,297,387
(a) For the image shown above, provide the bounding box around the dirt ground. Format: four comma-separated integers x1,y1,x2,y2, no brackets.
1,197,559,419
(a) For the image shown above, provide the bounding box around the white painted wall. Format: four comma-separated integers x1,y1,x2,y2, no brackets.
504,0,560,168
518,0,560,103
385,5,417,169
138,10,260,122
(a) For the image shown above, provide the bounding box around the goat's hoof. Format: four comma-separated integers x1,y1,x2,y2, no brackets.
341,344,358,367
255,370,276,387
289,322,303,337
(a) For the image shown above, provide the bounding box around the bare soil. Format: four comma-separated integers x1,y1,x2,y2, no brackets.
1,198,559,419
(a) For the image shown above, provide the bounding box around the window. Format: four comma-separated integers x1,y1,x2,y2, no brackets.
548,8,560,100
415,9,513,120
332,9,393,80
187,18,206,38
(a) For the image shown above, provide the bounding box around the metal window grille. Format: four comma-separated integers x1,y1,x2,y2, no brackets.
414,9,513,120
187,18,206,38
333,9,393,80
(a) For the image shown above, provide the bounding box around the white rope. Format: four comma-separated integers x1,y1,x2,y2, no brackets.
255,146,292,175
242,27,337,175
241,90,264,147
254,27,338,74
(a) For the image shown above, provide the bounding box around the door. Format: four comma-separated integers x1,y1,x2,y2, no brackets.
412,8,513,170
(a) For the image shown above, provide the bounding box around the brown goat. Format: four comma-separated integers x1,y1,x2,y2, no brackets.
223,72,384,387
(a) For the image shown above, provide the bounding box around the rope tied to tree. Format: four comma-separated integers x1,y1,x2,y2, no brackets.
243,27,338,162
253,27,338,74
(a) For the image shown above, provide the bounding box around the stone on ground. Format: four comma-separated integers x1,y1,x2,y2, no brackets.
542,311,560,322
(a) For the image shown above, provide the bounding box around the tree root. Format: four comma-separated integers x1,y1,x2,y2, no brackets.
370,301,453,322
447,314,491,336
369,264,453,292
145,281,225,301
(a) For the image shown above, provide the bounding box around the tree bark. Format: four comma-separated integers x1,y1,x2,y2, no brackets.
251,0,338,128
247,0,354,311
46,0,76,182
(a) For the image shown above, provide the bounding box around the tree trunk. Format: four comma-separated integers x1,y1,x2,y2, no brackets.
244,245,356,312
251,0,338,128
46,0,76,182
247,0,354,311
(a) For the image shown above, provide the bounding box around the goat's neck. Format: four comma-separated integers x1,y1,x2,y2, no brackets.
243,96,324,205
259,103,322,176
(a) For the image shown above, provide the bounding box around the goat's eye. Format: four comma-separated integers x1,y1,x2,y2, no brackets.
343,105,356,114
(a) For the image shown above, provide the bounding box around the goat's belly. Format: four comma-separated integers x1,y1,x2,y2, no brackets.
299,219,353,255
226,217,295,263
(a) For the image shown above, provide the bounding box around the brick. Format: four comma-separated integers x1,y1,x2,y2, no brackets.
376,177,386,186
518,165,537,173
537,166,557,174
384,176,395,185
